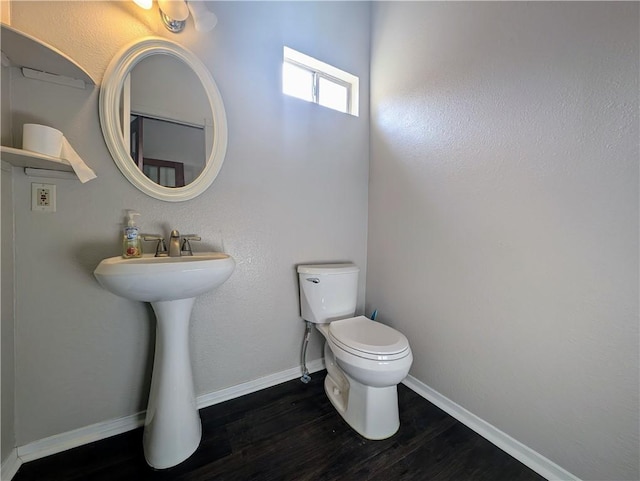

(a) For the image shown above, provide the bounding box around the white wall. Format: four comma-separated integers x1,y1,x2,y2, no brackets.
1,2,17,460
1,161,15,463
368,3,639,480
7,1,370,446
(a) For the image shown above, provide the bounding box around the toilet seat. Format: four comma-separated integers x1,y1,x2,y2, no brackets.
328,316,410,361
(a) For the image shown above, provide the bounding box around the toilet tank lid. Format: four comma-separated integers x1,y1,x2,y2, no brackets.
297,263,359,275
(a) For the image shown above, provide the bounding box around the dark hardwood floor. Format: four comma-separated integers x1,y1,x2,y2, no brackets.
14,372,545,481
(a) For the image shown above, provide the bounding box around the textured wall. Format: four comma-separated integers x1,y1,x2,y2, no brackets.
1,1,16,459
1,162,15,463
368,3,639,480
9,1,370,445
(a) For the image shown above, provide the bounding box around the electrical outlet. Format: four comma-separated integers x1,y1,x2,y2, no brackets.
31,183,56,212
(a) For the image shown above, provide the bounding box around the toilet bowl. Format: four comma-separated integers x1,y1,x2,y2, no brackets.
317,316,413,439
297,264,413,440
322,316,412,386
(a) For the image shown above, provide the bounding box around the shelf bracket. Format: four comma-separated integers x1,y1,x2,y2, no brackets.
24,167,78,180
21,67,86,89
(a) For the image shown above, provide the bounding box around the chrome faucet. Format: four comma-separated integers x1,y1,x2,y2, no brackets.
169,230,181,257
144,230,201,257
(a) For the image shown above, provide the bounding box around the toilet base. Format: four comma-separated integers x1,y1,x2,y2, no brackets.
323,346,400,440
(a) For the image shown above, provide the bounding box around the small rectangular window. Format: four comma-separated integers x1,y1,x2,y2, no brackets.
283,62,314,103
282,46,359,117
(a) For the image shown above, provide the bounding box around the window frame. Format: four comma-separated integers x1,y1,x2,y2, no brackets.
283,46,359,117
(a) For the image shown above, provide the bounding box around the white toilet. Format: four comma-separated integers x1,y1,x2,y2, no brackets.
297,263,413,440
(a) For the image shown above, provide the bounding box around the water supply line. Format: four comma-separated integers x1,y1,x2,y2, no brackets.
300,321,313,383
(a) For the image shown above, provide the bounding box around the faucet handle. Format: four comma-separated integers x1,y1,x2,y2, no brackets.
143,234,167,257
180,235,201,256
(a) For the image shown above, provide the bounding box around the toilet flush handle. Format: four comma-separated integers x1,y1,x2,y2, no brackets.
306,277,320,284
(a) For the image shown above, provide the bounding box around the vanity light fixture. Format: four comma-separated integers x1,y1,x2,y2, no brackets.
135,0,218,34
158,0,189,33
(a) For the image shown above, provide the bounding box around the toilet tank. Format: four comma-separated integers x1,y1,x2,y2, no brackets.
297,263,359,324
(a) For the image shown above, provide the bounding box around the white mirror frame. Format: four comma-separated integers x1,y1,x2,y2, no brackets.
100,37,227,202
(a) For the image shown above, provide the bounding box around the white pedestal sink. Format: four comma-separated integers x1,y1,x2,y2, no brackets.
93,253,235,469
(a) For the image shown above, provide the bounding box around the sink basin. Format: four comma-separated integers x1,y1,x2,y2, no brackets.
94,252,235,302
93,252,235,469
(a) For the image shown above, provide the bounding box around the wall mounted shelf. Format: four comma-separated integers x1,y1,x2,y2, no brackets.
1,23,96,87
1,23,95,180
0,146,73,174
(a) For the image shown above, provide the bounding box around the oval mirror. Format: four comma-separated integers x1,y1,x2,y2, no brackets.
100,37,227,202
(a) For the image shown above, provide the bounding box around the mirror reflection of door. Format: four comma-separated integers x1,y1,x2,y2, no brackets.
130,115,142,166
143,159,185,187
129,114,205,188
122,54,213,188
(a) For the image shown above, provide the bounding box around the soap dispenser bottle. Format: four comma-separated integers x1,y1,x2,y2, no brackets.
122,210,142,258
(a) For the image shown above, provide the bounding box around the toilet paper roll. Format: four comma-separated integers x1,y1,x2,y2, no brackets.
23,124,63,157
22,124,97,183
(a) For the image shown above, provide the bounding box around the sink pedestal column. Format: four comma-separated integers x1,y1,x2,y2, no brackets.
143,297,201,469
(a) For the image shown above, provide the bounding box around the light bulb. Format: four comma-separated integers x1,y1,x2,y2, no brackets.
158,0,189,33
158,0,189,21
133,0,153,9
187,1,218,32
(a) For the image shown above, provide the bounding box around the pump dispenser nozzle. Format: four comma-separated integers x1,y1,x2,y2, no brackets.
126,210,140,227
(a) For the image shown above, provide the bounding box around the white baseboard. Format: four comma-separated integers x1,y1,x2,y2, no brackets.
1,449,22,481
12,359,325,471
17,411,147,463
197,359,325,408
402,375,580,481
